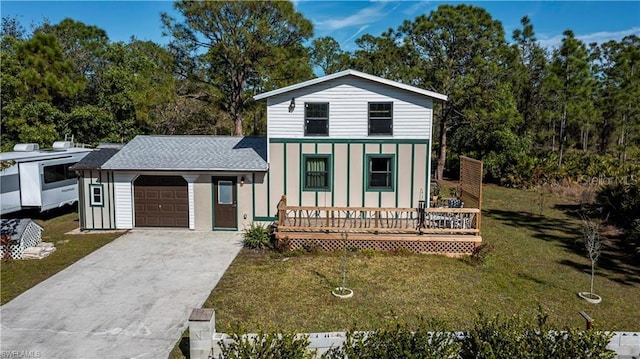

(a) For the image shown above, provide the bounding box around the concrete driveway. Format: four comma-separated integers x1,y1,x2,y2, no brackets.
0,230,242,359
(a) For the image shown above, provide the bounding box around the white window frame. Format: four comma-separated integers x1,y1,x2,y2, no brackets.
89,184,104,207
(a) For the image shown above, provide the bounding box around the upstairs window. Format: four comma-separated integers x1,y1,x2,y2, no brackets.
303,155,331,191
305,103,329,136
368,102,393,135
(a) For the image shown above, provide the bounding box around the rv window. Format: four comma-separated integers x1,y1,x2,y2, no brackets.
44,164,76,184
89,184,104,207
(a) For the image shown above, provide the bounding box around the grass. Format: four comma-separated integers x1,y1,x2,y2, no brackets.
0,209,123,304
169,185,640,358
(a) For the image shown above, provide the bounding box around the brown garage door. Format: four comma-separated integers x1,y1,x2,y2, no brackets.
134,175,188,228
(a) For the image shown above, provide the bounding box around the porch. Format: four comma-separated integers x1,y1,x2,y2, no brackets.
273,156,484,256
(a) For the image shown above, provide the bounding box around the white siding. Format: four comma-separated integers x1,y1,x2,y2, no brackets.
182,175,198,230
267,76,433,140
114,173,136,229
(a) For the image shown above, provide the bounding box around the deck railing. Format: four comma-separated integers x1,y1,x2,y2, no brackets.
276,196,480,236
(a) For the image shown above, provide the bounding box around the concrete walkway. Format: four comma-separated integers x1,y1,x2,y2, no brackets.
0,230,242,359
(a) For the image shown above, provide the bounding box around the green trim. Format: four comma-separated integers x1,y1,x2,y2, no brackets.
253,216,277,221
213,228,238,232
90,171,95,227
211,177,215,230
395,143,399,208
410,143,415,207
211,176,239,231
378,144,382,207
297,143,302,206
361,144,366,207
283,143,288,196
346,143,350,207
252,172,256,220
365,153,396,193
266,168,271,217
99,171,104,229
301,154,333,192
425,139,430,206
331,143,335,207
270,138,428,144
79,173,85,230
315,143,318,206
110,171,116,230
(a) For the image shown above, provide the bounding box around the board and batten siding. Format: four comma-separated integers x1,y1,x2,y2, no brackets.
251,140,429,220
78,170,116,230
266,76,433,142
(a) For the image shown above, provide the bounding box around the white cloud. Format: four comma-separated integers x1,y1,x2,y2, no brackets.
343,25,370,45
538,26,640,50
315,3,389,31
402,0,431,16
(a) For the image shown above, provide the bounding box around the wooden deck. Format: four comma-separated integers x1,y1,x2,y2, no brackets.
275,197,482,255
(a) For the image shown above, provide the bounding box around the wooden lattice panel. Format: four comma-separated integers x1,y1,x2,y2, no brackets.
280,236,478,255
0,219,43,259
460,156,483,210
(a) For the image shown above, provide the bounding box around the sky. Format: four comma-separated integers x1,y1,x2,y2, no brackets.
1,1,639,52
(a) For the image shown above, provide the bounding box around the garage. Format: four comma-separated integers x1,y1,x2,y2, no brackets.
134,175,188,228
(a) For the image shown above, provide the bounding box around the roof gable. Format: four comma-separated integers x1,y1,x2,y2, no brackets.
254,69,447,102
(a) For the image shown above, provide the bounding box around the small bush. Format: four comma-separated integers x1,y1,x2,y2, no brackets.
215,310,615,358
460,309,614,359
322,319,461,359
462,243,494,266
242,223,272,249
219,329,313,359
596,182,640,228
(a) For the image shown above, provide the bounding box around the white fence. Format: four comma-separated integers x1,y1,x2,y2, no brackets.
189,309,640,359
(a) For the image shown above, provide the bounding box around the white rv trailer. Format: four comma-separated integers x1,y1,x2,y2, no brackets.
0,141,93,215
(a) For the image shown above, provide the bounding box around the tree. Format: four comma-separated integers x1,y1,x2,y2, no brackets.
309,36,350,76
510,16,550,142
162,1,314,136
548,30,594,166
400,4,514,181
352,31,413,82
595,36,640,161
39,18,109,82
0,28,85,148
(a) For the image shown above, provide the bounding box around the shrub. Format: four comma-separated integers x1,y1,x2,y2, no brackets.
322,319,461,359
217,312,615,358
596,182,640,228
460,309,614,359
241,222,272,249
219,329,313,359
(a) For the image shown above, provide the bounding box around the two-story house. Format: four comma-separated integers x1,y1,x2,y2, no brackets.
253,69,447,221
71,70,447,232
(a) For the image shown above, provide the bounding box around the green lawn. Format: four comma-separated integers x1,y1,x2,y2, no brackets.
170,185,639,358
1,210,123,304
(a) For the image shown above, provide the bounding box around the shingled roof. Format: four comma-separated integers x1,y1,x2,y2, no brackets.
101,136,268,171
69,146,122,171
